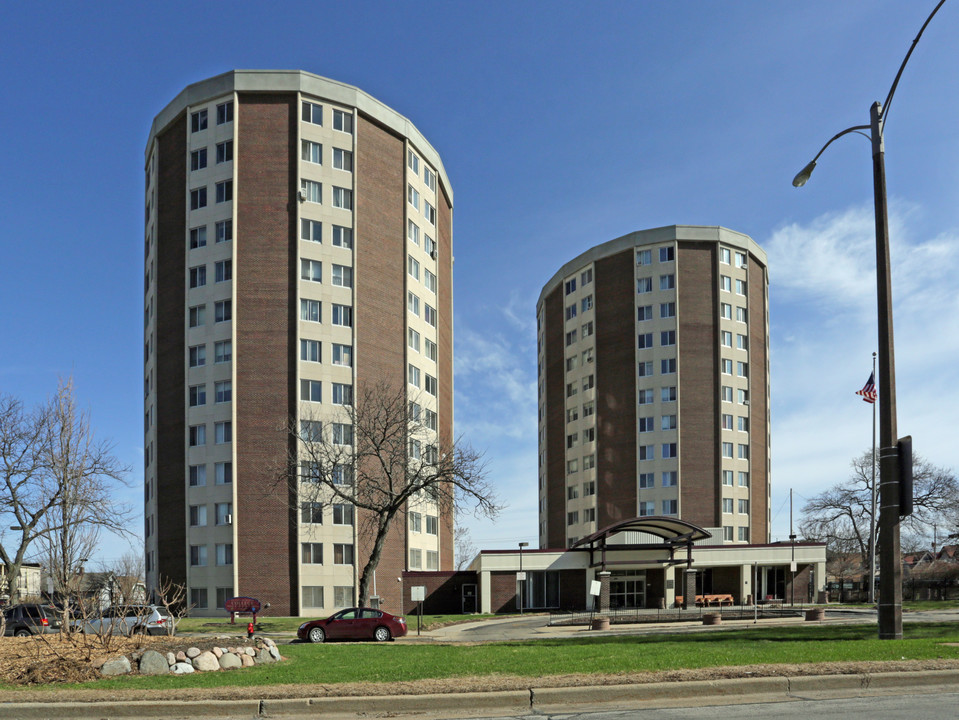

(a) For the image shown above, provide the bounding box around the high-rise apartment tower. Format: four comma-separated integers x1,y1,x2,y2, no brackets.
143,70,453,615
536,226,769,549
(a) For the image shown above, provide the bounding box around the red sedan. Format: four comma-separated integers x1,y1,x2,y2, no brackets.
297,607,407,643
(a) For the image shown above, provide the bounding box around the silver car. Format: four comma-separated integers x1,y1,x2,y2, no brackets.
75,604,175,636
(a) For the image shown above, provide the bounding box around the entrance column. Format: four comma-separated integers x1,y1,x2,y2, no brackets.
598,571,611,612
739,564,751,605
684,569,697,609
663,569,676,608
479,571,491,614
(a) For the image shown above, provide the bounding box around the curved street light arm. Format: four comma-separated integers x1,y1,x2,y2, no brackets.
881,0,948,126
792,125,870,186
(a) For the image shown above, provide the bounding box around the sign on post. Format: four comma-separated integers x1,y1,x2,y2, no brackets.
224,596,262,624
411,586,426,602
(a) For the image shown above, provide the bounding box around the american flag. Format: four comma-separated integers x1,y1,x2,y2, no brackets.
856,371,877,404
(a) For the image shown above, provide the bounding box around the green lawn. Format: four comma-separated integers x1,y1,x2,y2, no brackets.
177,613,511,634
33,621,959,692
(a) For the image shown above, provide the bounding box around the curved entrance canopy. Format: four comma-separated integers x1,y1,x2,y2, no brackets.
571,516,712,570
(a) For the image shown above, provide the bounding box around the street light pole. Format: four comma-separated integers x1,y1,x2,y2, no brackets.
792,0,948,640
518,542,529,614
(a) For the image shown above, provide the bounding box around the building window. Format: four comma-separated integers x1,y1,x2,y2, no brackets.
408,185,420,212
738,526,750,542
736,279,747,295
332,264,353,288
662,499,677,515
567,511,579,526
302,139,322,164
722,413,734,430
581,295,593,312
190,545,207,567
189,226,207,249
215,461,232,485
738,416,749,432
191,109,208,132
301,179,322,203
216,219,232,243
409,548,422,569
214,260,232,283
638,333,653,349
214,300,231,323
189,424,206,447
583,480,597,497
661,386,677,402
661,443,677,458
582,454,595,470
659,274,675,290
408,328,421,353
565,330,577,347
737,334,748,350
301,379,322,402
408,220,420,246
426,515,438,535
215,100,233,124
739,471,750,487
332,186,352,210
639,445,654,460
409,511,422,532
408,255,420,282
722,470,734,486
659,246,674,262
722,442,734,458
738,389,749,405
721,359,733,375
425,338,437,361
301,420,322,442
721,275,732,292
581,268,593,285
303,586,324,609
566,382,577,399
190,148,207,171
189,305,206,328
567,433,578,449
332,423,353,445
660,302,675,318
189,465,207,487
425,374,437,396
189,505,207,526
216,140,233,163
639,501,655,517
636,249,651,265
637,305,652,321
301,339,321,363
662,471,677,487
721,331,732,347
333,504,354,525
738,444,749,459
332,383,352,405
722,498,734,514
425,409,437,431
408,364,421,388
723,526,734,541
189,345,206,367
301,299,322,323
424,304,437,327
722,385,733,402
215,180,232,203
332,343,352,367
188,384,206,407
424,165,436,192
301,543,323,564
720,303,732,319
638,417,654,433
638,361,653,377
215,422,232,444
661,358,676,374
334,543,354,565
332,225,353,248
661,414,677,430
408,292,420,317
638,389,653,405
736,306,748,323
189,265,207,288
333,109,353,133
407,149,419,173
720,247,731,264
331,304,353,327
302,101,323,125
424,201,436,225
216,543,233,566
565,304,577,321
735,251,748,268
190,588,208,609
660,330,675,346
636,277,652,293
737,361,748,378
739,499,750,514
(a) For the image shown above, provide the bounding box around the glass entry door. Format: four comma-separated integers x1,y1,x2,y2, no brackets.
609,577,646,609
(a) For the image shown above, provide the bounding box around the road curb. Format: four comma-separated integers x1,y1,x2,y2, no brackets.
1,699,263,720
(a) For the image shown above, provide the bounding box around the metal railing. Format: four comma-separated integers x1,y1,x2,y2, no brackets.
548,602,808,626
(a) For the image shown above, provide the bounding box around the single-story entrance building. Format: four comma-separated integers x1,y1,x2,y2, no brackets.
402,517,826,615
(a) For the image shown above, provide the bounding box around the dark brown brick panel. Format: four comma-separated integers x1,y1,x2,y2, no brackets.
437,187,454,571
595,250,638,528
235,93,298,615
677,243,719,529
490,572,520,613
543,286,566,548
401,570,476,615
748,256,769,541
154,114,187,593
355,115,407,614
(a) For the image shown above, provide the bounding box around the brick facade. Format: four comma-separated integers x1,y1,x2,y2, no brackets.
543,286,566,548
748,255,770,541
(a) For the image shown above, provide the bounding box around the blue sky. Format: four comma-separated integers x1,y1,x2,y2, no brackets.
2,1,958,561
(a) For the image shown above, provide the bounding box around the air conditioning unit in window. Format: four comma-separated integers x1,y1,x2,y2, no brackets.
225,514,233,524
430,250,437,260
297,190,307,203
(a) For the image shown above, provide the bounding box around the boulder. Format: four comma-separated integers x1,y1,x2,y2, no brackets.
212,647,223,658
100,656,132,677
255,648,275,664
240,654,255,667
186,646,201,659
171,662,195,674
269,646,281,660
192,651,221,672
138,650,170,676
176,650,187,662
219,652,242,669
166,652,176,666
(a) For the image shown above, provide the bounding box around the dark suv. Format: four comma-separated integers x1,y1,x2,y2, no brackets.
3,604,62,636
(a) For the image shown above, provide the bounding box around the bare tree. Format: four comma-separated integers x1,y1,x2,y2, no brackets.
285,381,501,607
0,380,131,605
454,525,478,571
800,449,958,563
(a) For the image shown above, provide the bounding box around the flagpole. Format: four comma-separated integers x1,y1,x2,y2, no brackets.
869,351,877,605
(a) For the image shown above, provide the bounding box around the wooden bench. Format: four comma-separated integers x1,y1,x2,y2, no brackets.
675,594,734,607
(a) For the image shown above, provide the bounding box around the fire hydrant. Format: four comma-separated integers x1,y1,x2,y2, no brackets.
247,621,255,639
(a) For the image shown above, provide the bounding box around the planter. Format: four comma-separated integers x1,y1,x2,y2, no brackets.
591,618,610,631
702,613,721,626
805,608,826,622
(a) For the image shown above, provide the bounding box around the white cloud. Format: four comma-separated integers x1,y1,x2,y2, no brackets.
764,204,959,541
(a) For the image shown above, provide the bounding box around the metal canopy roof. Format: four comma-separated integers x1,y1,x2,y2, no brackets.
572,516,712,549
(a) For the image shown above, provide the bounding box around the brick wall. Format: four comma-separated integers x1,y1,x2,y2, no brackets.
748,256,769,541
401,570,476,615
489,572,520,613
436,185,454,570
543,286,566,548
154,113,187,592
355,115,407,614
677,243,719,528
595,250,638,527
235,93,298,615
